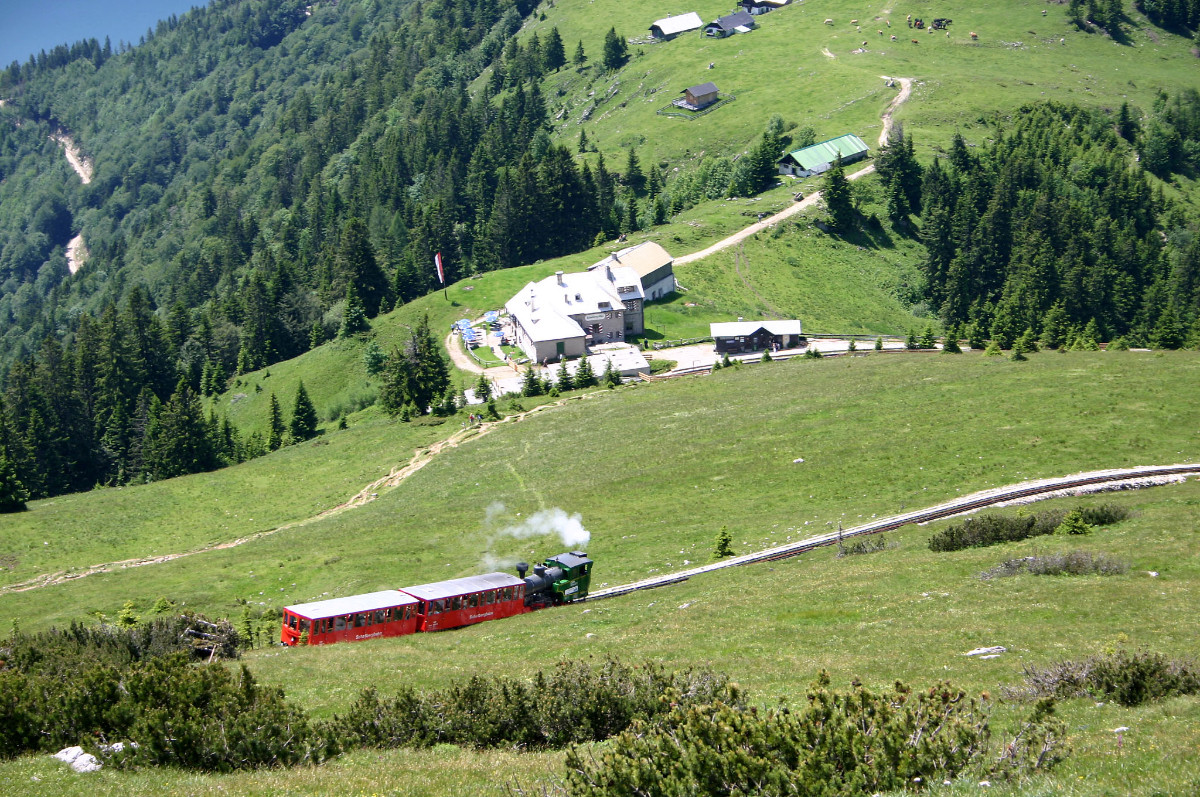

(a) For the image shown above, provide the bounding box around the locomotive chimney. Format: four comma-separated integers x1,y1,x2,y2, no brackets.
516,562,529,579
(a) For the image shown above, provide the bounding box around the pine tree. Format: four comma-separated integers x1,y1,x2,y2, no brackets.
474,371,492,402
575,356,597,387
543,27,566,72
267,392,284,450
556,359,573,392
823,158,856,233
624,147,646,196
602,358,620,387
573,40,587,66
905,329,919,350
875,336,884,351
713,526,734,559
339,284,369,338
602,28,628,71
521,366,544,397
289,381,319,442
0,455,29,512
1152,305,1185,350
919,325,938,349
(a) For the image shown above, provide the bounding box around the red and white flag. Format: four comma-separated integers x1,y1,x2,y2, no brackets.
434,252,445,284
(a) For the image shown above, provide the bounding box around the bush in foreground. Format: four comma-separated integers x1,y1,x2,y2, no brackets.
324,657,738,752
563,673,1067,797
1007,650,1200,706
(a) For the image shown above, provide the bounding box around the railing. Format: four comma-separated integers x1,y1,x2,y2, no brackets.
655,94,736,120
650,336,713,350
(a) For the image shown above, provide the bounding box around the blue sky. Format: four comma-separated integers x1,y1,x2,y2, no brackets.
0,0,202,68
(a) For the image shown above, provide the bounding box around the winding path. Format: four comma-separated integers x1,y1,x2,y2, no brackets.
675,77,913,266
0,395,591,596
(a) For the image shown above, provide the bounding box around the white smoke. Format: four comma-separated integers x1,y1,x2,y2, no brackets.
496,507,591,549
479,503,591,571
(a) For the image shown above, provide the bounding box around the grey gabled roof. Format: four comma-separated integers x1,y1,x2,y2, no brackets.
401,572,526,602
710,10,754,30
285,590,417,620
685,81,719,96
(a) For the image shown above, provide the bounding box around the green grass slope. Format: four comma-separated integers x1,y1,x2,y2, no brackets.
5,350,1198,627
3,352,1200,795
530,0,1198,167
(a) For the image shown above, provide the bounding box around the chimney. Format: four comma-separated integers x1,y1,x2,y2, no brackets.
556,270,564,285
516,562,529,579
606,265,613,281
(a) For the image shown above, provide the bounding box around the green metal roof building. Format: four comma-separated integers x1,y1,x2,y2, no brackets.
777,134,870,177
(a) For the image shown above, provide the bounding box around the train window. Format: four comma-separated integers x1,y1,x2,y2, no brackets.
334,616,346,631
287,614,297,630
465,594,476,608
299,619,310,633
352,613,363,627
451,596,461,611
485,591,495,604
375,610,385,624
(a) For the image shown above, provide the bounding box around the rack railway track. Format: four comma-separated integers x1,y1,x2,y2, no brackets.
584,464,1199,602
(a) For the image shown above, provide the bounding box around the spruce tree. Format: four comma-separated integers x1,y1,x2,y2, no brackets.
339,284,369,338
543,27,566,72
556,359,573,392
602,358,620,387
602,28,628,71
474,371,492,402
822,158,856,233
267,392,284,450
919,325,938,349
0,455,29,512
575,356,597,387
289,381,319,442
573,40,587,66
521,366,544,397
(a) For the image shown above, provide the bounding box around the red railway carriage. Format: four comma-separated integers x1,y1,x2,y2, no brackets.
281,590,419,646
401,572,528,632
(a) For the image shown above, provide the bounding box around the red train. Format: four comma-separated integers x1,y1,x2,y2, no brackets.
280,552,593,646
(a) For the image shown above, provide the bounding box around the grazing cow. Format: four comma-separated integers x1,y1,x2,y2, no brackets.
824,18,834,24
878,29,884,35
863,40,869,46
887,19,891,27
850,18,858,24
856,25,862,31
969,31,978,39
891,34,898,40
912,38,919,43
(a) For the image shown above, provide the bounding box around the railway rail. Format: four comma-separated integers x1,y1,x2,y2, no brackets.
585,463,1199,602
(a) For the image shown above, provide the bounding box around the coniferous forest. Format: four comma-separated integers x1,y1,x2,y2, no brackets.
0,0,1199,503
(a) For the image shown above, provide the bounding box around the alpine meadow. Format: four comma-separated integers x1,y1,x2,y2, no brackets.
1,0,1200,794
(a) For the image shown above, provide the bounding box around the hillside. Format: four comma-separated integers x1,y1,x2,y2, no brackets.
3,0,1200,792
2,350,1200,794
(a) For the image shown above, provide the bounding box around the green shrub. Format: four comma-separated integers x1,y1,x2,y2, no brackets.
837,534,890,557
564,673,1067,797
1055,508,1093,535
928,504,1129,552
1010,650,1200,706
322,658,738,753
978,551,1130,579
0,653,328,770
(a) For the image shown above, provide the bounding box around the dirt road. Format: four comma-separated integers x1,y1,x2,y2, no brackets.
675,77,912,266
